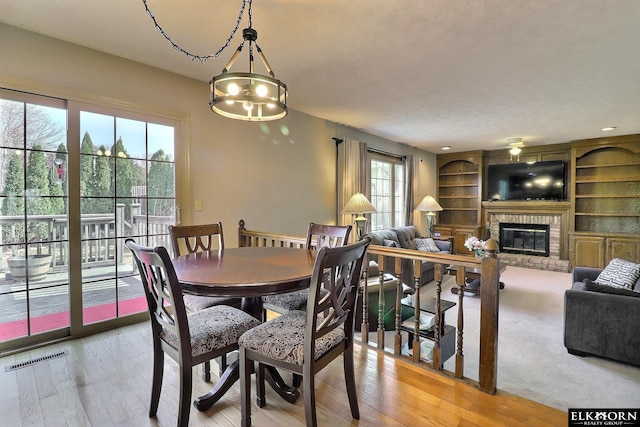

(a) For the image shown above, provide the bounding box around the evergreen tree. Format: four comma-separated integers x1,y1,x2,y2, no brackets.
48,143,67,214
131,161,146,187
89,145,113,214
80,132,95,213
1,151,25,216
147,149,174,216
111,137,133,218
26,145,51,215
0,151,25,243
26,145,51,240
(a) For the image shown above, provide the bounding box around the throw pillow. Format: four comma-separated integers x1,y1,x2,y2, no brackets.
383,239,398,248
584,279,640,297
594,258,640,290
415,237,440,252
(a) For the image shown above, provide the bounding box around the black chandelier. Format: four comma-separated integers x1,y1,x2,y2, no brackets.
143,0,287,122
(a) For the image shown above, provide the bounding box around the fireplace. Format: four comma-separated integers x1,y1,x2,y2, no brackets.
482,200,570,272
499,223,550,257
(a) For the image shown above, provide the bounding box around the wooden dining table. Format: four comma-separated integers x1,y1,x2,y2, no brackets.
172,246,317,411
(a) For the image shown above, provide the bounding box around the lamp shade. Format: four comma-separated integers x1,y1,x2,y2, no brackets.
416,195,443,213
341,193,376,214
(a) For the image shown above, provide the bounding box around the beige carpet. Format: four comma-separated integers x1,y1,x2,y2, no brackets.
413,266,640,411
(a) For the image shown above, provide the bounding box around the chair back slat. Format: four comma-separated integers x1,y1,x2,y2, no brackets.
305,237,371,347
168,222,225,257
305,223,352,250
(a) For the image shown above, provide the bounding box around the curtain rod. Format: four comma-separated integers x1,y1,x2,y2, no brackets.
367,147,406,160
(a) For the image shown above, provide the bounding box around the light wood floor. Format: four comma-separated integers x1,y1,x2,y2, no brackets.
0,322,566,427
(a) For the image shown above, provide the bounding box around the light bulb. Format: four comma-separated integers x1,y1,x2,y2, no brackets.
255,84,268,97
104,150,111,156
266,103,275,109
227,83,240,96
225,100,234,105
243,100,254,111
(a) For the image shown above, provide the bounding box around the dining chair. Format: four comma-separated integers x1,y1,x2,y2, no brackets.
168,222,242,380
238,237,371,427
125,239,261,427
261,222,352,314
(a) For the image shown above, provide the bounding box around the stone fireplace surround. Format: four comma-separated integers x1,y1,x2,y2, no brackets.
482,201,570,272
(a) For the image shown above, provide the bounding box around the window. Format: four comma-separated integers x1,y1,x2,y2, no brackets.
369,153,405,230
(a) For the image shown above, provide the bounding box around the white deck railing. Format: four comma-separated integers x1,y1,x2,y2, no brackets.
0,203,174,271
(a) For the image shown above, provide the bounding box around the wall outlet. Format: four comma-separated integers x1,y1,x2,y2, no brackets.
194,199,203,211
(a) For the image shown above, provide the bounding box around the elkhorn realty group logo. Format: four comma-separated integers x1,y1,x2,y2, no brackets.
569,409,640,426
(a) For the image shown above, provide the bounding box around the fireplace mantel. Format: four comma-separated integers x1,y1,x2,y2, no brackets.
482,200,570,268
482,200,570,214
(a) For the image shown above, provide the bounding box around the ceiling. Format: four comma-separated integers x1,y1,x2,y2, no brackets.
2,0,640,153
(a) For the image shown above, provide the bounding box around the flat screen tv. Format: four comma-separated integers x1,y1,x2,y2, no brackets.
486,160,566,201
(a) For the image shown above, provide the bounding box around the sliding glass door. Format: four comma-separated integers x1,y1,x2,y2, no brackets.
0,89,69,345
78,110,176,325
0,89,180,351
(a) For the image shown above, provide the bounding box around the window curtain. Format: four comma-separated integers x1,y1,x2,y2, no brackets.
337,138,367,231
404,155,420,226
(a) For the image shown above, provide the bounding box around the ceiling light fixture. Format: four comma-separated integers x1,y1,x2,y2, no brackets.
601,126,616,131
142,0,287,122
507,138,525,161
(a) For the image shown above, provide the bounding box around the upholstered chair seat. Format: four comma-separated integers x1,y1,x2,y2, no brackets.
161,305,260,357
261,289,329,312
182,294,241,312
238,310,345,365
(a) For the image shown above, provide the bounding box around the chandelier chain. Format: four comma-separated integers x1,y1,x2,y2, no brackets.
141,0,250,64
247,0,253,60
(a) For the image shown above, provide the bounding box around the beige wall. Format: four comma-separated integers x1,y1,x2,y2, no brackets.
0,23,436,242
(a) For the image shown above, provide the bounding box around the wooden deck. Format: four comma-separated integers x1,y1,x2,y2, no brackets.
0,321,566,426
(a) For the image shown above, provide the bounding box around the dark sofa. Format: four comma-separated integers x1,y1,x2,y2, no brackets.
564,266,640,366
364,225,452,286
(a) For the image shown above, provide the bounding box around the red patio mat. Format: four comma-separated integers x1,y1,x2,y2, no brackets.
0,296,147,341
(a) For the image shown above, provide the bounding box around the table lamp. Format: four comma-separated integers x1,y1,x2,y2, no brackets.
341,192,376,239
416,195,443,238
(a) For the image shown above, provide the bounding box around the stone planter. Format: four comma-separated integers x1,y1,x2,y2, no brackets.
7,254,53,282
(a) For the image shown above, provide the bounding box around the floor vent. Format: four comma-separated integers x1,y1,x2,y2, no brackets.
4,349,69,372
